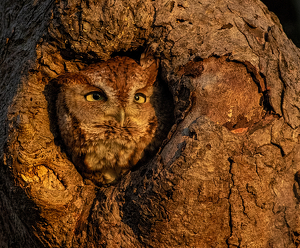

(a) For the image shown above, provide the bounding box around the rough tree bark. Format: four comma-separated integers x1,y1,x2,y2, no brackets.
1,0,300,247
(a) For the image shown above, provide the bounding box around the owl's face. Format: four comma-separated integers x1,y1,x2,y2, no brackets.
56,56,170,184
61,58,156,140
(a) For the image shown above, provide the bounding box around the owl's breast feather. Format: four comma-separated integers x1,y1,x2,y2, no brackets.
83,138,143,170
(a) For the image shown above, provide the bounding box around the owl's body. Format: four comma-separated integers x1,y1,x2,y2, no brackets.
56,56,173,184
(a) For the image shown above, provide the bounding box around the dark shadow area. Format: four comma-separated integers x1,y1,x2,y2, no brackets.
262,0,300,47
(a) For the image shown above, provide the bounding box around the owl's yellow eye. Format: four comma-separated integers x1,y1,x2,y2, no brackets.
134,93,146,104
85,91,106,102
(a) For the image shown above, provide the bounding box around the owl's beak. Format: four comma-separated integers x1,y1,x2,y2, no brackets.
118,108,125,127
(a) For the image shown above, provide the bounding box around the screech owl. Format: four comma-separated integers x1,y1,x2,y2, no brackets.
55,56,174,185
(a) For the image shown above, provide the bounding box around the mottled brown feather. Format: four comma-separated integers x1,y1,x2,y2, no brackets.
55,56,173,185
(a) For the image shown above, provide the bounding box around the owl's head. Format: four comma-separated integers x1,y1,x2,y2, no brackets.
57,56,159,137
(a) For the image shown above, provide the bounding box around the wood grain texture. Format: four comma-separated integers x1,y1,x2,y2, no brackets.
1,0,300,247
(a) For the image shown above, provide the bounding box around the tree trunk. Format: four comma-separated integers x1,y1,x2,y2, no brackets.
1,0,300,247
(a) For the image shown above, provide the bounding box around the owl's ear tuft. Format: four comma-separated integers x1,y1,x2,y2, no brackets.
140,43,159,70
140,54,159,70
140,44,160,85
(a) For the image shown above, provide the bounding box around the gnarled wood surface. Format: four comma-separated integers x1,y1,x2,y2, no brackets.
1,0,300,247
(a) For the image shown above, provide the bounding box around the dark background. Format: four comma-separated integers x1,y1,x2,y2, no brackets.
262,0,300,47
